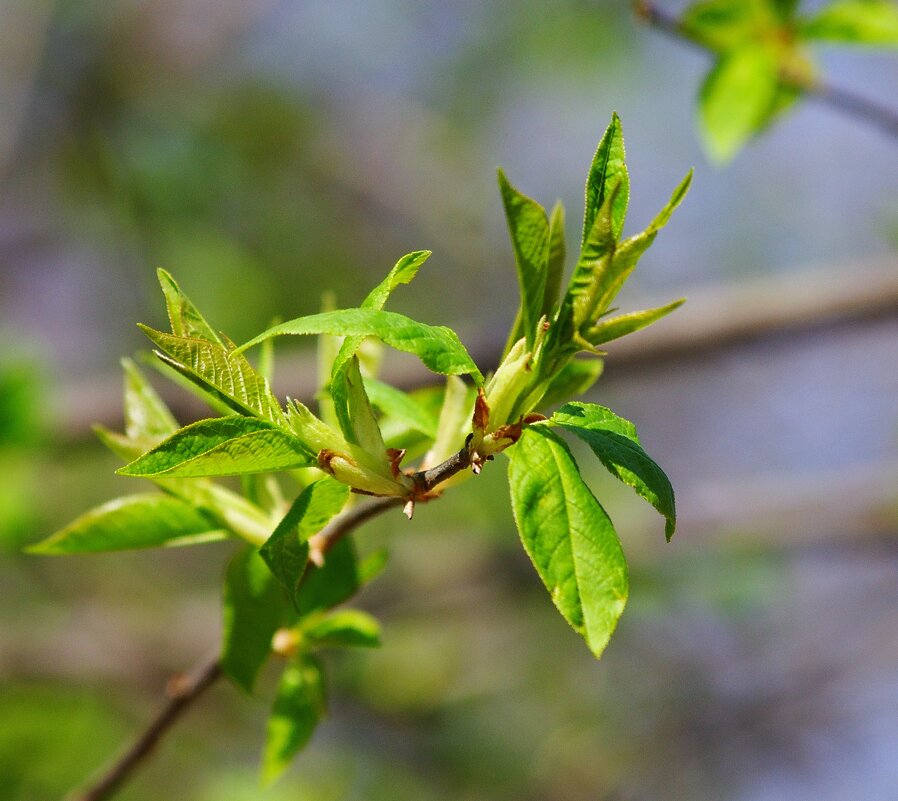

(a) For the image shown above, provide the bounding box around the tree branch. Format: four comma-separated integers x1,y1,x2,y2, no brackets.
68,442,476,801
634,1,898,141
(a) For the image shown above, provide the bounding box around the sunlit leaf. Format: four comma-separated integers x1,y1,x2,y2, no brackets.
582,112,629,244
552,402,676,539
587,298,685,345
121,357,177,441
157,268,222,343
118,417,316,478
237,309,483,384
497,168,550,348
508,426,628,658
303,609,381,648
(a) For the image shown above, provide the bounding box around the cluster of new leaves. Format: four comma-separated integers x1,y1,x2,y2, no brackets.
668,0,898,161
31,114,688,782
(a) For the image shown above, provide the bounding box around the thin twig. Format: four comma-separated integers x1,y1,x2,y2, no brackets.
634,0,898,140
68,657,222,801
68,443,475,801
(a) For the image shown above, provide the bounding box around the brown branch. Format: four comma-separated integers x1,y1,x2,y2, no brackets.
634,1,898,141
67,443,475,801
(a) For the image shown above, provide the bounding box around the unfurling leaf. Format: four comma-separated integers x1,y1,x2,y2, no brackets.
582,112,629,243
508,426,628,658
587,298,685,345
121,357,177,441
551,402,676,539
157,268,222,343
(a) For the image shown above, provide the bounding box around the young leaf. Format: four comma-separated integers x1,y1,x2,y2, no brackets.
261,656,326,785
260,478,350,608
222,546,290,694
551,402,676,540
799,0,898,46
699,45,781,162
117,416,316,478
27,494,227,554
507,426,628,659
421,375,474,469
330,356,388,454
497,168,551,349
543,200,567,318
121,358,177,441
236,309,484,384
582,112,629,245
303,609,381,648
330,250,432,378
681,0,771,50
156,268,222,344
139,326,285,425
587,298,685,346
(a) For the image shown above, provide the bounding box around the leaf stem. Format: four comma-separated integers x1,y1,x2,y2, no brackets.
67,442,475,801
633,1,898,141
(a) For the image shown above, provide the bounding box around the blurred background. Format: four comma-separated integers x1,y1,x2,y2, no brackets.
2,1,897,799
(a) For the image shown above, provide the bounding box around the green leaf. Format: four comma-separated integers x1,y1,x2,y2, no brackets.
296,537,360,614
543,200,567,318
157,268,222,344
121,358,177,441
582,112,629,245
365,378,439,438
330,356,387,454
139,326,285,425
27,494,227,554
422,375,474,468
237,309,484,384
222,546,289,694
587,298,685,345
261,656,326,785
681,0,773,50
497,168,551,349
799,0,898,45
260,479,350,608
590,171,692,318
303,609,381,648
331,250,432,376
551,402,676,540
699,46,781,162
507,426,628,658
537,358,604,412
117,416,316,478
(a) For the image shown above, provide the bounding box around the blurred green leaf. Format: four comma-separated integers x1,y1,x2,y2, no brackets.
552,402,676,539
27,494,227,554
331,356,388,454
262,656,326,785
497,168,550,348
238,309,484,384
507,426,628,658
260,478,350,608
799,0,898,45
681,0,774,50
365,378,440,439
222,546,289,694
296,537,360,614
118,417,316,478
699,46,781,162
121,357,177,441
303,609,381,648
543,200,567,318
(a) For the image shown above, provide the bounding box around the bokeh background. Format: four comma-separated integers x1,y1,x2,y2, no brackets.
2,1,897,799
